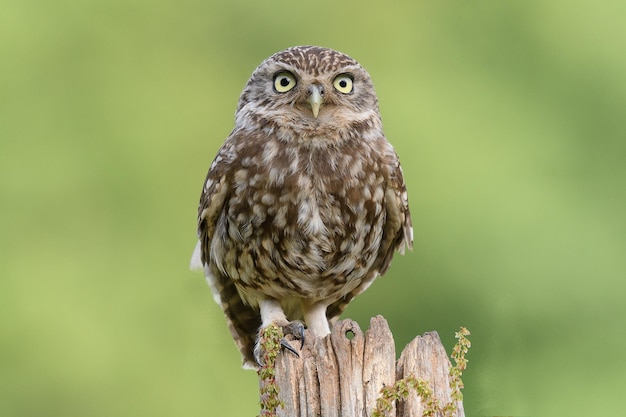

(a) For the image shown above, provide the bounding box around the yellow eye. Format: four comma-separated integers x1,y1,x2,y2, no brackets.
273,71,297,93
333,74,353,94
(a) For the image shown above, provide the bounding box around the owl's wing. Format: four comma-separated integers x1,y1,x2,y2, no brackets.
191,138,261,369
380,149,414,261
326,143,413,321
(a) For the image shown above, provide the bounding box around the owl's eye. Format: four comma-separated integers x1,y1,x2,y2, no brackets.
333,74,353,94
273,71,297,93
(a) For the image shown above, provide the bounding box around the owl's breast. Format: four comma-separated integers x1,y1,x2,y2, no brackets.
217,138,389,301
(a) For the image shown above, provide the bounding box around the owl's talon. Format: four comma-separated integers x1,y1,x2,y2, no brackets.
278,320,305,357
253,320,306,367
282,320,305,349
279,338,300,357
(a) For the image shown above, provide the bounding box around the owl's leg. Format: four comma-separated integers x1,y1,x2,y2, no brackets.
259,298,289,327
254,298,305,365
302,300,331,337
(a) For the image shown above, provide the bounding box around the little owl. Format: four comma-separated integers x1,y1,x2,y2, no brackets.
191,46,412,369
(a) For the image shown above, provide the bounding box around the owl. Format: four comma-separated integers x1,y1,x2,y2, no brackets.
191,46,412,369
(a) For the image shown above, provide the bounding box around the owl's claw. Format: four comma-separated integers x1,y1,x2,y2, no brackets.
279,338,299,356
280,320,305,355
254,320,306,367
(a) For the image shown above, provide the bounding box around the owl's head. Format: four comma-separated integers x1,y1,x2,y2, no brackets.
234,46,382,139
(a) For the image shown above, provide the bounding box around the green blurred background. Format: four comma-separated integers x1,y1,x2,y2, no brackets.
2,0,625,415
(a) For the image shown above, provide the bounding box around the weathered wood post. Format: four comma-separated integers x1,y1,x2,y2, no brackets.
259,316,466,417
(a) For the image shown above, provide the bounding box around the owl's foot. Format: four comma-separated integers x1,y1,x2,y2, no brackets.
254,320,305,367
279,320,305,356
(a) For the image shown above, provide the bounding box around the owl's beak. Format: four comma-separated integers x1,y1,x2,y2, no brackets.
307,85,323,118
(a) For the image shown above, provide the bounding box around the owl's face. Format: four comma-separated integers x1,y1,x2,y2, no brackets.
234,46,381,139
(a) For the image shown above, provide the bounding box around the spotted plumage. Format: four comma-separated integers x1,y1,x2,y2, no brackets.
191,46,412,369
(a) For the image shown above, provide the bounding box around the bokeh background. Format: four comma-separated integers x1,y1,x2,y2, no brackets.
2,0,625,415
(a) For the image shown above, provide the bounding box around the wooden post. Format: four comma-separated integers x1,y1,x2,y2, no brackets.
259,316,465,417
